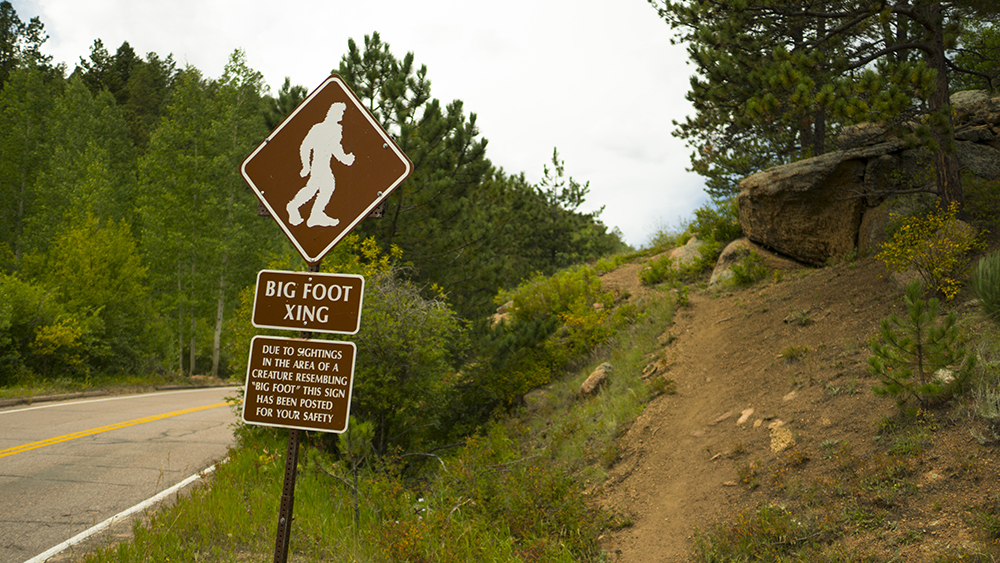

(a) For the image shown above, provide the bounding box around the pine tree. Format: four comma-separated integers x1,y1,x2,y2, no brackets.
870,280,974,410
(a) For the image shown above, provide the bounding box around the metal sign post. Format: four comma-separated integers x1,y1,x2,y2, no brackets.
273,262,316,563
240,73,411,563
274,427,302,563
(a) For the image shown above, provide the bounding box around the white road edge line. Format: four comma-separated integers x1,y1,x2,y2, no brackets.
24,464,219,563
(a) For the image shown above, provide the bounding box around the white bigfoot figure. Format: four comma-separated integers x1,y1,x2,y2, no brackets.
286,101,355,227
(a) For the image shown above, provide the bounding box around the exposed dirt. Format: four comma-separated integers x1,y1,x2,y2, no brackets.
599,256,1000,562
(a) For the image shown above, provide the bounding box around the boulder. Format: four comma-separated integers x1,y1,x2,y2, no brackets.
734,90,1000,268
491,301,515,327
863,148,936,203
955,124,995,143
580,362,612,397
957,141,1000,181
738,152,867,266
669,235,707,266
838,122,889,150
951,90,1000,125
709,238,804,286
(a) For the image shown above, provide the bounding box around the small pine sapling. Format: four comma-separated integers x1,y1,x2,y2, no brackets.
869,280,975,410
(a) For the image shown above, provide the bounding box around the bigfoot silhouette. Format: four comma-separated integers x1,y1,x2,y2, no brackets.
286,102,355,227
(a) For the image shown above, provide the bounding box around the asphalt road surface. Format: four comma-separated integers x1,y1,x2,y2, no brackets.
0,387,238,563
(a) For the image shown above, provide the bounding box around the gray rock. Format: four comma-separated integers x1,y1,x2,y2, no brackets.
669,235,707,267
957,141,1000,181
738,152,866,266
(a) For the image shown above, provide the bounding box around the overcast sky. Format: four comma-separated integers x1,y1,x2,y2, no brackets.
11,0,708,247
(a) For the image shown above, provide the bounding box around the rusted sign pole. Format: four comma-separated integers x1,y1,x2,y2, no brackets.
274,427,302,563
273,261,319,563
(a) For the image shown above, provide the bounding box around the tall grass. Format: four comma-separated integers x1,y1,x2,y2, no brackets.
973,251,1000,323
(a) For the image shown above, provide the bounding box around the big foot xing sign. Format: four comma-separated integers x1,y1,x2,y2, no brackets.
240,74,412,264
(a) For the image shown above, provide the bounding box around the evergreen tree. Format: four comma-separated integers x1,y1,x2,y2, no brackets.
336,33,497,317
336,33,624,317
870,280,974,409
25,74,138,253
652,0,1000,207
264,76,306,130
654,0,848,198
952,19,1000,91
0,1,49,86
139,66,217,375
204,50,276,377
75,40,177,151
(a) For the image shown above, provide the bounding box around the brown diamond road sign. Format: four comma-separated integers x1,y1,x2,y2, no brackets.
241,75,412,263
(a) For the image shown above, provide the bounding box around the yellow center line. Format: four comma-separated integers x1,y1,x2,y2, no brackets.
0,401,233,459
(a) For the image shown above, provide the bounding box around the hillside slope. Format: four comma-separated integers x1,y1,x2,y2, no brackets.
599,257,999,562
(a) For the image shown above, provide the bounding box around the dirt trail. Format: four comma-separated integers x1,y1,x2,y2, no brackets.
600,258,904,561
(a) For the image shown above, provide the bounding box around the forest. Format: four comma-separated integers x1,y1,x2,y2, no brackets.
0,2,626,399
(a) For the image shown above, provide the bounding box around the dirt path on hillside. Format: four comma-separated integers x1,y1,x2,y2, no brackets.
599,258,907,561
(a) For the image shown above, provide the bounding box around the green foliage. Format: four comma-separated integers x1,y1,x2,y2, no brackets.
639,255,675,286
449,265,636,433
869,280,974,410
690,197,742,243
75,39,177,150
263,76,306,130
876,202,986,300
729,250,770,286
348,268,464,456
29,214,163,374
0,1,50,84
339,34,624,318
0,63,55,264
139,51,275,377
972,251,1000,324
964,175,1000,232
82,419,604,563
952,21,1000,91
0,271,89,383
434,423,604,560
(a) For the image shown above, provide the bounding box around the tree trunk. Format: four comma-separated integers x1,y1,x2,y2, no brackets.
178,262,185,375
922,1,964,212
211,264,226,378
189,258,197,376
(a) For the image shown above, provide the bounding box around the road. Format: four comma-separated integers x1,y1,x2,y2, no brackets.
0,387,238,563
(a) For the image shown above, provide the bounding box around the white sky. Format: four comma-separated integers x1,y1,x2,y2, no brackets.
11,0,709,248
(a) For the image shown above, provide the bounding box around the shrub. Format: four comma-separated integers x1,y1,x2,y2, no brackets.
972,251,1000,324
869,280,974,410
639,255,676,286
690,196,742,243
729,250,770,286
876,201,987,300
0,272,94,383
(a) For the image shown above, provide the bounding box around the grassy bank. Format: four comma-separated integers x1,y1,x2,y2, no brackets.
74,267,677,562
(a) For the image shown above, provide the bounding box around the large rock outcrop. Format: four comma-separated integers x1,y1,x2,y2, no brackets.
737,90,1000,266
